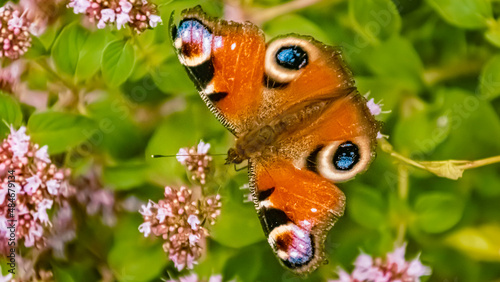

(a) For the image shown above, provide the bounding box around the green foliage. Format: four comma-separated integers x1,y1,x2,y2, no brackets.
3,0,500,281
101,40,136,87
27,112,98,154
0,92,23,138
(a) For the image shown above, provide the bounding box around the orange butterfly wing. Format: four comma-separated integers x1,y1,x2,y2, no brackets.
172,6,380,274
171,6,266,135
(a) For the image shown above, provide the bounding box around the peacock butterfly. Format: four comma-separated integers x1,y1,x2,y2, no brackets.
170,6,380,274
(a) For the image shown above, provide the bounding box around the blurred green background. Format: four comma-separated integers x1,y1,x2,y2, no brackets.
1,0,500,281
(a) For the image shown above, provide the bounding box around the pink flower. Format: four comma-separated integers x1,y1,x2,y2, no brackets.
24,175,42,195
119,0,132,13
0,125,73,252
0,5,32,60
367,98,383,116
139,186,221,271
176,141,213,185
46,179,60,195
67,0,91,14
116,12,130,29
35,145,51,163
138,222,152,237
68,0,162,33
33,198,54,226
331,244,431,282
149,14,162,28
187,214,200,230
8,125,30,158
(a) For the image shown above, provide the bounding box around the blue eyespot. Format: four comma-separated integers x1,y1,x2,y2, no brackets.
333,141,360,171
275,46,308,70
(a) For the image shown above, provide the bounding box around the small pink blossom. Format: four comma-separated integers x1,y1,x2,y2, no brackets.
24,175,42,195
367,98,383,116
35,145,51,163
187,214,200,230
8,125,30,158
149,14,162,28
98,8,115,29
119,0,133,13
68,0,91,14
139,200,155,216
46,179,60,195
24,223,43,247
138,221,152,237
33,199,54,226
116,13,130,30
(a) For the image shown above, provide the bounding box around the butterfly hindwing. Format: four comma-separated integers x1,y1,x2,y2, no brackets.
250,158,345,273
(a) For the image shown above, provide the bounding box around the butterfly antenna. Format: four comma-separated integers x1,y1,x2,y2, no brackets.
151,153,227,158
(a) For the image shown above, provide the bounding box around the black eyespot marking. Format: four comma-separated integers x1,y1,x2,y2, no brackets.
258,187,275,201
333,141,360,171
306,145,323,173
263,74,289,89
207,92,228,102
275,46,308,70
186,59,214,90
262,208,291,236
171,24,178,42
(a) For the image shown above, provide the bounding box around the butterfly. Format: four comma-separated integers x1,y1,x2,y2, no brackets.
170,6,380,274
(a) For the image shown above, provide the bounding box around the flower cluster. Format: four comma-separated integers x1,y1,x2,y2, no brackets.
176,141,212,185
68,0,162,33
0,5,32,60
332,244,431,282
139,186,221,271
20,0,66,35
166,273,222,282
74,168,116,226
0,126,72,253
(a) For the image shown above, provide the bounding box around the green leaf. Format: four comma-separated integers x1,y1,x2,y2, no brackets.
76,29,114,81
431,88,500,160
365,36,423,90
223,245,262,282
51,23,89,75
86,95,146,159
211,196,265,248
27,112,98,154
0,92,23,138
445,224,500,261
24,36,47,59
101,40,136,87
349,0,402,43
414,192,465,233
109,215,167,282
150,56,196,95
392,96,450,154
479,55,500,101
103,163,149,190
485,19,500,47
264,14,330,43
347,184,387,229
427,0,492,29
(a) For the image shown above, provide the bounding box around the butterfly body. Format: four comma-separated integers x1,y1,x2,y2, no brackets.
171,6,380,274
